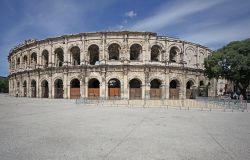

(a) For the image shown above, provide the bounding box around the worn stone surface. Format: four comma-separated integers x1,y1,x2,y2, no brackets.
8,31,216,100
0,94,249,160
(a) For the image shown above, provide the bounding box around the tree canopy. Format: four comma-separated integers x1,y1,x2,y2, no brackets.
0,78,8,93
204,38,250,98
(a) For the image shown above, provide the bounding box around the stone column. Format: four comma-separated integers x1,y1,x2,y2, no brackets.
20,54,23,70
120,82,124,99
141,84,146,99
180,73,186,99
102,82,106,99
145,83,150,99
36,76,39,98
103,78,108,99
165,74,170,99
85,77,88,98
101,69,106,99
51,84,55,98
63,72,68,99
15,56,17,71
49,44,53,67
161,84,166,99
101,34,105,60
182,80,186,99
195,75,199,97
67,83,70,99
38,47,42,69
144,35,149,63
144,68,149,99
64,38,69,66
103,35,107,63
27,78,30,98
49,77,52,98
123,68,128,99
80,36,85,65
80,79,85,98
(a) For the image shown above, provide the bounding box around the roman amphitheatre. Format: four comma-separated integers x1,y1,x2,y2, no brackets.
8,31,215,102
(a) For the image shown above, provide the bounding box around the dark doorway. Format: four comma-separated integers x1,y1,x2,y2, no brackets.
169,79,180,99
108,79,121,99
70,79,80,99
41,80,49,98
129,79,142,99
31,80,36,98
54,79,63,98
88,78,100,99
150,79,161,99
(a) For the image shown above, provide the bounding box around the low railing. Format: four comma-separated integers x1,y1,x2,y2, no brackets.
196,97,248,111
75,96,248,112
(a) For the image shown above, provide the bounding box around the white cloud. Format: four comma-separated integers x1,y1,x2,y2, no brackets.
130,0,225,31
125,10,137,18
181,19,250,49
0,0,115,76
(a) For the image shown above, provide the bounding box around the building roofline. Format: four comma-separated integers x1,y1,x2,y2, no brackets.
8,31,212,59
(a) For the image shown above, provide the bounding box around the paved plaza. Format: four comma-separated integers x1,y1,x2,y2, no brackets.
0,94,249,160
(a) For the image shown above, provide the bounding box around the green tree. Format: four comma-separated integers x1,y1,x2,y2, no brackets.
204,38,250,98
0,78,9,93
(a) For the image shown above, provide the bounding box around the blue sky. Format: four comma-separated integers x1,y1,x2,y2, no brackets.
1,0,250,76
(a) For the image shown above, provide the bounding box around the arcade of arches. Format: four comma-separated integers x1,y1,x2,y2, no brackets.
10,77,209,99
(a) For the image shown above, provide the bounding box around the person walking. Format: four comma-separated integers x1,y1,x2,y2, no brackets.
239,94,244,105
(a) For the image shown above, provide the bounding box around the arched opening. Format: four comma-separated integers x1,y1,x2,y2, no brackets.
88,45,99,65
31,52,37,66
151,45,161,61
70,46,80,66
41,80,49,98
108,78,121,99
54,79,63,98
31,80,36,98
150,79,162,99
17,58,20,68
88,78,100,99
42,50,49,68
23,55,28,68
23,81,27,97
169,47,179,62
169,79,180,99
108,43,120,60
198,80,207,97
130,44,142,61
186,80,194,99
70,79,80,99
199,81,204,86
129,79,142,99
55,48,64,67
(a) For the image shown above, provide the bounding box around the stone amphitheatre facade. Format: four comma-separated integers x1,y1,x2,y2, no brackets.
8,31,216,102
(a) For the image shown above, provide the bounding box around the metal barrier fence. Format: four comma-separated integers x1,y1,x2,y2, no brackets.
196,97,248,112
75,96,248,112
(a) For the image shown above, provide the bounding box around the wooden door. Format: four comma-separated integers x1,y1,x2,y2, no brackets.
88,88,99,99
70,88,80,99
42,87,49,98
108,88,121,99
169,89,179,99
130,88,142,99
150,88,161,99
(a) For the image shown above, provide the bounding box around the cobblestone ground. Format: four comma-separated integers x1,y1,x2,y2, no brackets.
0,94,249,160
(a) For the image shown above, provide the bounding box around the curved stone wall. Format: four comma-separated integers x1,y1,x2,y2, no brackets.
8,31,214,99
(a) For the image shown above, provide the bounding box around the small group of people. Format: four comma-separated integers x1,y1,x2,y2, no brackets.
229,92,244,101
